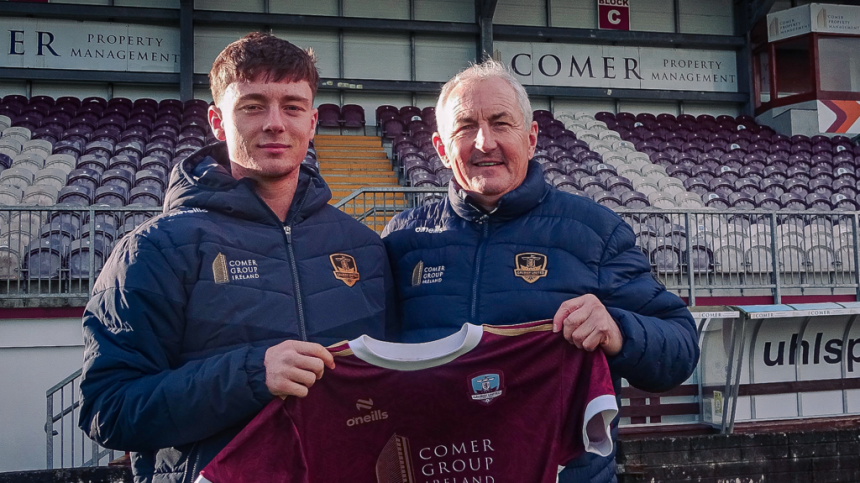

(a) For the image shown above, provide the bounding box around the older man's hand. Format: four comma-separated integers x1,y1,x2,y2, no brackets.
264,340,336,399
552,294,623,356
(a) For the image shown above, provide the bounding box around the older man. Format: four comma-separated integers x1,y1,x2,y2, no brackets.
381,60,698,483
79,33,393,483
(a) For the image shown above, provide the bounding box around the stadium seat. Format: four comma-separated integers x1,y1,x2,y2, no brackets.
24,236,66,280
68,238,109,279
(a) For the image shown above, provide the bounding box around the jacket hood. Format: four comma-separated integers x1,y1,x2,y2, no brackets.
164,142,332,225
448,159,549,223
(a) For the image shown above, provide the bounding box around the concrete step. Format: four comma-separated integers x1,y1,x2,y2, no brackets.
320,161,392,168
317,152,389,159
331,188,411,199
314,136,382,148
316,146,384,152
321,175,399,184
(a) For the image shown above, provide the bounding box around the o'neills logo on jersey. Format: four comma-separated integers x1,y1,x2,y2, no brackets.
469,372,505,405
514,252,548,283
347,398,388,427
330,253,360,287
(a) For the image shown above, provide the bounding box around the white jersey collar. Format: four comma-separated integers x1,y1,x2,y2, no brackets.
348,323,483,371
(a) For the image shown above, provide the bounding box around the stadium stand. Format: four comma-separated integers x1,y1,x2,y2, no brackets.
6,1,860,480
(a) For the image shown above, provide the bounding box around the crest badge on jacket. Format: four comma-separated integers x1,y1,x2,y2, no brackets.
513,252,548,283
331,253,360,287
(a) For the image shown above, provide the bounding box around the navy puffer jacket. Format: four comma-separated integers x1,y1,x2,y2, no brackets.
382,161,698,483
79,142,394,483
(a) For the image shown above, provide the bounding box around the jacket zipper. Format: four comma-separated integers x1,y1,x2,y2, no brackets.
247,180,313,342
470,216,490,321
184,442,201,483
283,225,308,342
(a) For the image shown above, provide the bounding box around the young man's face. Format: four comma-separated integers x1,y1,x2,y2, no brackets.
208,78,318,182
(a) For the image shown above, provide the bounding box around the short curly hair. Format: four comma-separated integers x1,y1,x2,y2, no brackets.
209,32,319,105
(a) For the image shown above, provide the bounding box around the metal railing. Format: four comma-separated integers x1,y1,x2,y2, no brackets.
45,369,116,469
336,187,860,305
0,205,161,299
38,188,860,468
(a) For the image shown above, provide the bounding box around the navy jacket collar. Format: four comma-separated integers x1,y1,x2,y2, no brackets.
448,160,549,223
164,141,332,226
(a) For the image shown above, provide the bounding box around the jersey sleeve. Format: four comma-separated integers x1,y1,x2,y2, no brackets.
560,347,618,461
196,399,307,483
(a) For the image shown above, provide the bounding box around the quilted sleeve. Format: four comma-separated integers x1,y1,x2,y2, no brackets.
596,222,699,393
78,235,272,452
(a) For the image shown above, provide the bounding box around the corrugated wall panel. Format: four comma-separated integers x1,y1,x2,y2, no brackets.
194,87,214,103
342,92,412,126
47,0,108,4
270,0,338,16
314,91,340,108
683,102,741,117
553,98,617,117
415,34,474,83
112,84,181,101
194,26,262,74
618,100,680,116
416,93,440,108
551,2,597,29
344,0,410,19
415,0,474,23
530,96,550,112
679,0,734,35
31,82,109,99
343,32,410,81
195,0,265,12
115,0,178,7
630,0,674,33
270,29,340,79
495,0,546,26
0,82,27,97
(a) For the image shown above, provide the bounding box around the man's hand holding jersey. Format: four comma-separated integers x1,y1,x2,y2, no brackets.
552,294,623,356
264,340,336,398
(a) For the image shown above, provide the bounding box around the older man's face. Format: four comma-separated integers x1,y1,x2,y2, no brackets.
433,77,538,209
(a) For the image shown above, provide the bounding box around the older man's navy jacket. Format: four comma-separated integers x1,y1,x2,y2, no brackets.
78,142,394,483
382,161,698,483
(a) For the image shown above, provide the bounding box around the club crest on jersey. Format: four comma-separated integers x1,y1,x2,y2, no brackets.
469,372,505,405
514,252,548,283
330,253,360,287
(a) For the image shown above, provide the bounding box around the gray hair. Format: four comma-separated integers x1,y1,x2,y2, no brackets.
435,59,533,140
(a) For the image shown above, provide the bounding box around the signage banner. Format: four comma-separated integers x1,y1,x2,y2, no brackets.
818,100,860,133
496,41,738,93
811,4,860,36
768,3,860,42
767,5,812,42
598,0,630,31
1,18,180,73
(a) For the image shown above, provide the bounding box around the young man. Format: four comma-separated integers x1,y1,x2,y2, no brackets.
78,33,394,483
382,60,698,483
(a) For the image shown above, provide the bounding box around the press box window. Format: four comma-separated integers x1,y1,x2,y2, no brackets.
774,37,813,98
818,37,860,93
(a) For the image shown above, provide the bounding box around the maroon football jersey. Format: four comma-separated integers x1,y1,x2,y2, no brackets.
197,321,617,483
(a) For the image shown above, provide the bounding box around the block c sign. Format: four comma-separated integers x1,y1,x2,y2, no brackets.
598,0,630,31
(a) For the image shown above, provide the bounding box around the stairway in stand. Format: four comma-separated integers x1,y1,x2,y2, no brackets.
314,135,405,232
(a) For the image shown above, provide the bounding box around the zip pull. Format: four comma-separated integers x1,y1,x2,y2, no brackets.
283,225,292,243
